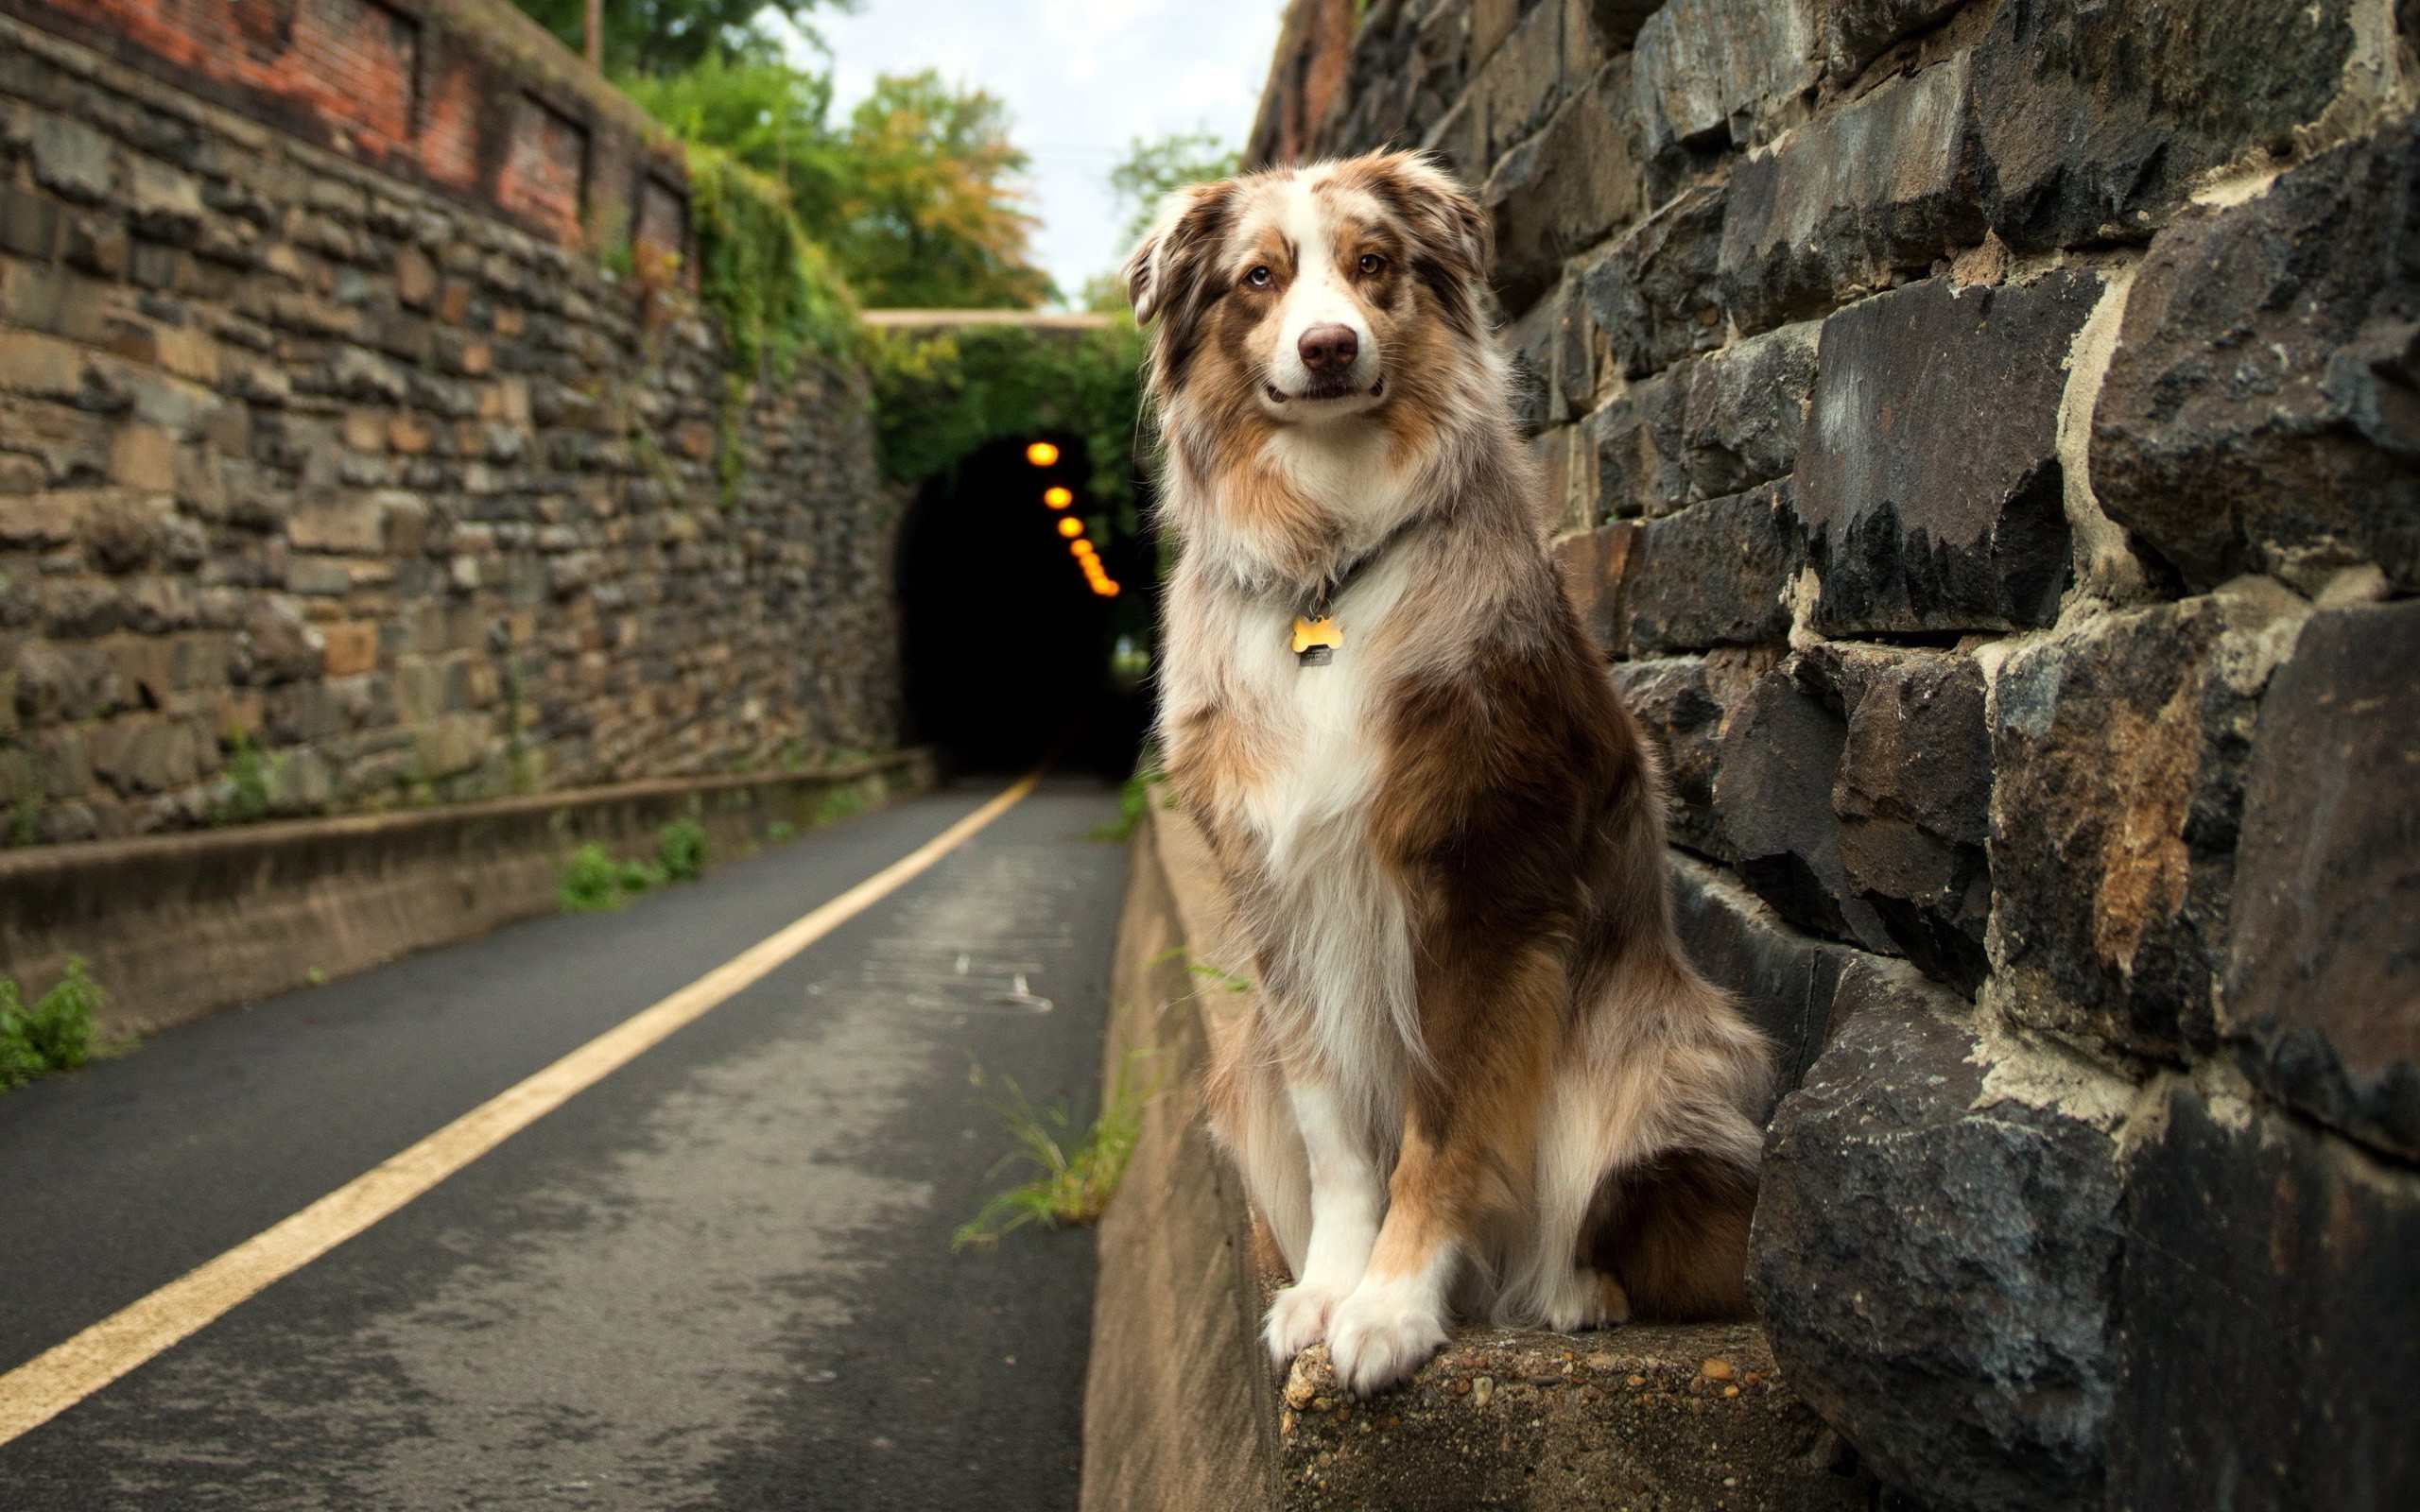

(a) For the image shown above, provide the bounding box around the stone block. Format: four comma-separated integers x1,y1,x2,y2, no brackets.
0,184,63,259
1718,54,1980,334
106,422,176,493
1581,182,1728,381
1669,850,1861,1102
319,621,380,680
13,640,119,723
1989,579,2308,1060
394,243,438,309
1713,658,1896,953
1482,59,1642,315
2092,129,2420,594
0,328,89,401
1625,480,1802,653
27,112,112,202
1679,318,1819,502
2221,599,2420,1162
1751,971,2129,1512
89,713,205,795
2107,1076,2420,1510
125,156,204,246
1616,647,1774,862
1589,364,1689,519
78,490,164,572
1819,0,1967,79
1973,0,2355,252
1470,0,1570,167
1824,645,1992,994
287,494,388,555
1795,270,2099,635
1631,0,1819,159
1550,518,1640,658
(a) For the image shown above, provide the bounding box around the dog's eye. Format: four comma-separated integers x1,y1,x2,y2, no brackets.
1357,253,1384,275
1246,266,1272,288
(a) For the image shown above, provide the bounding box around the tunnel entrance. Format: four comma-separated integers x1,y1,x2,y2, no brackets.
895,434,1150,777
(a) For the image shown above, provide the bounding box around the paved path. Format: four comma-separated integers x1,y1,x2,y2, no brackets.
0,779,1126,1510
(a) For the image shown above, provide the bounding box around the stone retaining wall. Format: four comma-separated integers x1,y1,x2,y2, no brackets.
1254,3,2419,1506
0,2,900,852
0,747,933,1038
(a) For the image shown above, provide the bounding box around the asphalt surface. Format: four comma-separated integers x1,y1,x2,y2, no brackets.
0,778,1127,1510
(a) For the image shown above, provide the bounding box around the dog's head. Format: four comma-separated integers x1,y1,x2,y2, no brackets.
1123,152,1492,428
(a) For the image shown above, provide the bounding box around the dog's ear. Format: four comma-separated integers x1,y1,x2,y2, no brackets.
1377,151,1491,284
1125,179,1236,328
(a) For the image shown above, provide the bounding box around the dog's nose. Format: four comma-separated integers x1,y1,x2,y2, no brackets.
1298,323,1358,373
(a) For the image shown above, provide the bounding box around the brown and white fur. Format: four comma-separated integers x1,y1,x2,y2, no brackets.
1125,152,1773,1395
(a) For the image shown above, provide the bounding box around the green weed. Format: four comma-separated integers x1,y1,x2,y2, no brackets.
812,782,868,827
560,843,663,912
953,1054,1156,1250
1088,754,1168,842
0,957,102,1091
767,819,798,843
658,816,710,883
216,728,271,823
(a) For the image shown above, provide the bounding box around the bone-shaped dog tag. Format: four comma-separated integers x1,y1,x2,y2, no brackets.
1292,615,1342,666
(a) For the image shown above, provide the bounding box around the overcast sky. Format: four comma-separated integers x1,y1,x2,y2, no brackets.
784,0,1285,303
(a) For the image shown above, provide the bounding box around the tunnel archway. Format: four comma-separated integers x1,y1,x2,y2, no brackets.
895,433,1151,776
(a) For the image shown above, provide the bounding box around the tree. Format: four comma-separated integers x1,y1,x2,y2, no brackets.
825,72,1052,309
512,0,847,78
1108,129,1240,247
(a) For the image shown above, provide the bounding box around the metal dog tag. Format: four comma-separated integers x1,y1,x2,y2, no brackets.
1292,615,1342,667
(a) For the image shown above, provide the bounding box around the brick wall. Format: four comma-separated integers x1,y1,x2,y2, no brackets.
0,6,898,847
1262,3,2418,1507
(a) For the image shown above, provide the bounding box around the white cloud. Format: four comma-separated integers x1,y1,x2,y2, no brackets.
795,0,1284,302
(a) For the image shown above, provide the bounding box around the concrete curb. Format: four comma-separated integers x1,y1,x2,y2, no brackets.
0,750,936,1037
1081,800,1875,1510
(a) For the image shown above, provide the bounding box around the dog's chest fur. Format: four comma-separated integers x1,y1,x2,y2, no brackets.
1171,453,1435,1096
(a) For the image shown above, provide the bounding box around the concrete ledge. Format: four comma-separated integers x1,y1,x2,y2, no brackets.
0,750,935,1037
1083,801,1874,1511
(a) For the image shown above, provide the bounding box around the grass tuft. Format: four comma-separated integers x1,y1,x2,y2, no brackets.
657,816,710,884
813,782,869,827
1087,752,1168,843
0,957,103,1091
953,1054,1155,1251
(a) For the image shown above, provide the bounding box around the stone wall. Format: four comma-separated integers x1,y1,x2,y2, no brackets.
0,2,898,850
1255,3,2418,1507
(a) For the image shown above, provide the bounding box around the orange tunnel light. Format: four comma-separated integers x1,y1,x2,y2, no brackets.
1043,485,1074,508
1057,517,1084,539
1026,440,1061,467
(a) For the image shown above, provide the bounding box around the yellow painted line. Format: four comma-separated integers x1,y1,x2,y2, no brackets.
0,772,1043,1449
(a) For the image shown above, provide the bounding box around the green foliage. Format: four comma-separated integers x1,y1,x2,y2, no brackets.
560,842,663,912
658,816,711,883
630,60,1050,316
1088,752,1167,843
510,0,848,77
0,957,102,1091
685,143,858,373
217,728,271,824
1109,128,1241,246
767,819,799,843
868,321,1148,510
822,72,1051,309
953,1053,1155,1249
812,782,869,827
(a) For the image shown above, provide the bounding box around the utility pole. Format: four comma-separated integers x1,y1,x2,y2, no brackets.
583,0,602,70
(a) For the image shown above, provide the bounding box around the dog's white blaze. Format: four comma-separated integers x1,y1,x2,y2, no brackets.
1270,178,1376,398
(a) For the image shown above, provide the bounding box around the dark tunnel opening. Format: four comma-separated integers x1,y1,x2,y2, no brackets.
895,433,1152,778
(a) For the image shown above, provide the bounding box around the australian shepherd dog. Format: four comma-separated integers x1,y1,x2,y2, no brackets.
1123,151,1774,1395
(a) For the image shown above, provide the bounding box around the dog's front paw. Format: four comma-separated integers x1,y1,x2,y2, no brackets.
1264,1281,1350,1366
1326,1281,1448,1395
